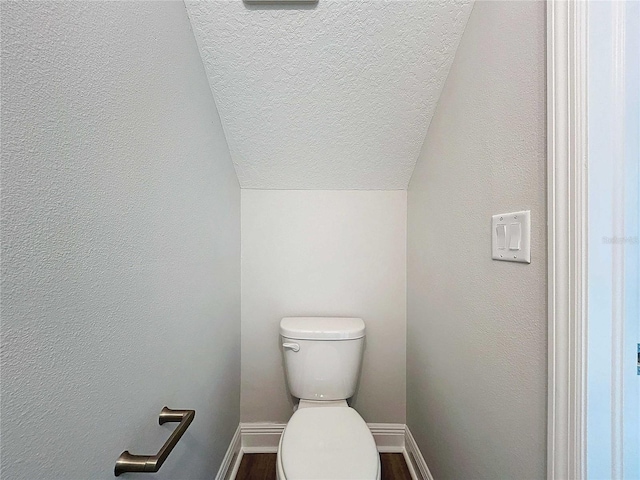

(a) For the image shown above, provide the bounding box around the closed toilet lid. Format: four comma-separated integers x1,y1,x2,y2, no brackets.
281,407,379,479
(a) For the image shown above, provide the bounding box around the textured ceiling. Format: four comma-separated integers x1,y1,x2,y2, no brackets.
186,0,473,189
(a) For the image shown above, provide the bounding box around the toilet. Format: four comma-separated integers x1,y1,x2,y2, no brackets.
277,317,380,480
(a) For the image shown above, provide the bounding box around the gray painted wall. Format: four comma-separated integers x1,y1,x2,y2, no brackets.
407,2,547,479
0,2,240,479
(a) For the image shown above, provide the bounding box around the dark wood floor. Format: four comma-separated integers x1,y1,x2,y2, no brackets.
235,453,412,480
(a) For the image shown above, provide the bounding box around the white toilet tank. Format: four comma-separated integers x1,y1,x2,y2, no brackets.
280,317,365,401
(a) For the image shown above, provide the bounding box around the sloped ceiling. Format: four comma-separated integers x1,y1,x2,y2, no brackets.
186,0,473,189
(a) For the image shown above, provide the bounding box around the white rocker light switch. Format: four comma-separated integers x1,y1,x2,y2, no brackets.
496,224,507,249
492,211,531,263
508,223,521,250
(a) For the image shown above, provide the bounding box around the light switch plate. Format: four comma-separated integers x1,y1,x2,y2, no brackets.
492,210,531,263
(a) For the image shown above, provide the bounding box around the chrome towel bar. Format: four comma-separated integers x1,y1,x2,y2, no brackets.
115,407,195,476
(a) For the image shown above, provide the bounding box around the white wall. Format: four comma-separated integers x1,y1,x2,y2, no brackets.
241,190,406,423
0,2,240,479
407,1,547,479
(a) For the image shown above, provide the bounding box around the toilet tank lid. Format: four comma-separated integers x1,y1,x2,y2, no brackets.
280,317,365,340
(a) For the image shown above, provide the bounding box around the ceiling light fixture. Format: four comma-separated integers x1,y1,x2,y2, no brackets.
244,0,317,3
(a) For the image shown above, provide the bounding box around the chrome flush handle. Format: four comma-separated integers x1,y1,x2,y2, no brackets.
282,342,300,352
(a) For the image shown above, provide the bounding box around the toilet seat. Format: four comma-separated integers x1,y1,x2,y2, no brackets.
278,407,380,480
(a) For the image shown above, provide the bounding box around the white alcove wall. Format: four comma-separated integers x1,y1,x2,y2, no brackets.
241,190,407,424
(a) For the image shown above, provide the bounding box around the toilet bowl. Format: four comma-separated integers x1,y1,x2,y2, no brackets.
277,317,380,480
276,403,380,480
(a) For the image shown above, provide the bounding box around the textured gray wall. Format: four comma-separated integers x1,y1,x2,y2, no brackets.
1,2,240,478
407,1,547,478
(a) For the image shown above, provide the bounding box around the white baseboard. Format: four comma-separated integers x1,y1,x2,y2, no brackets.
240,422,407,454
404,426,434,480
222,422,433,480
368,423,406,453
215,425,242,480
240,423,286,453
